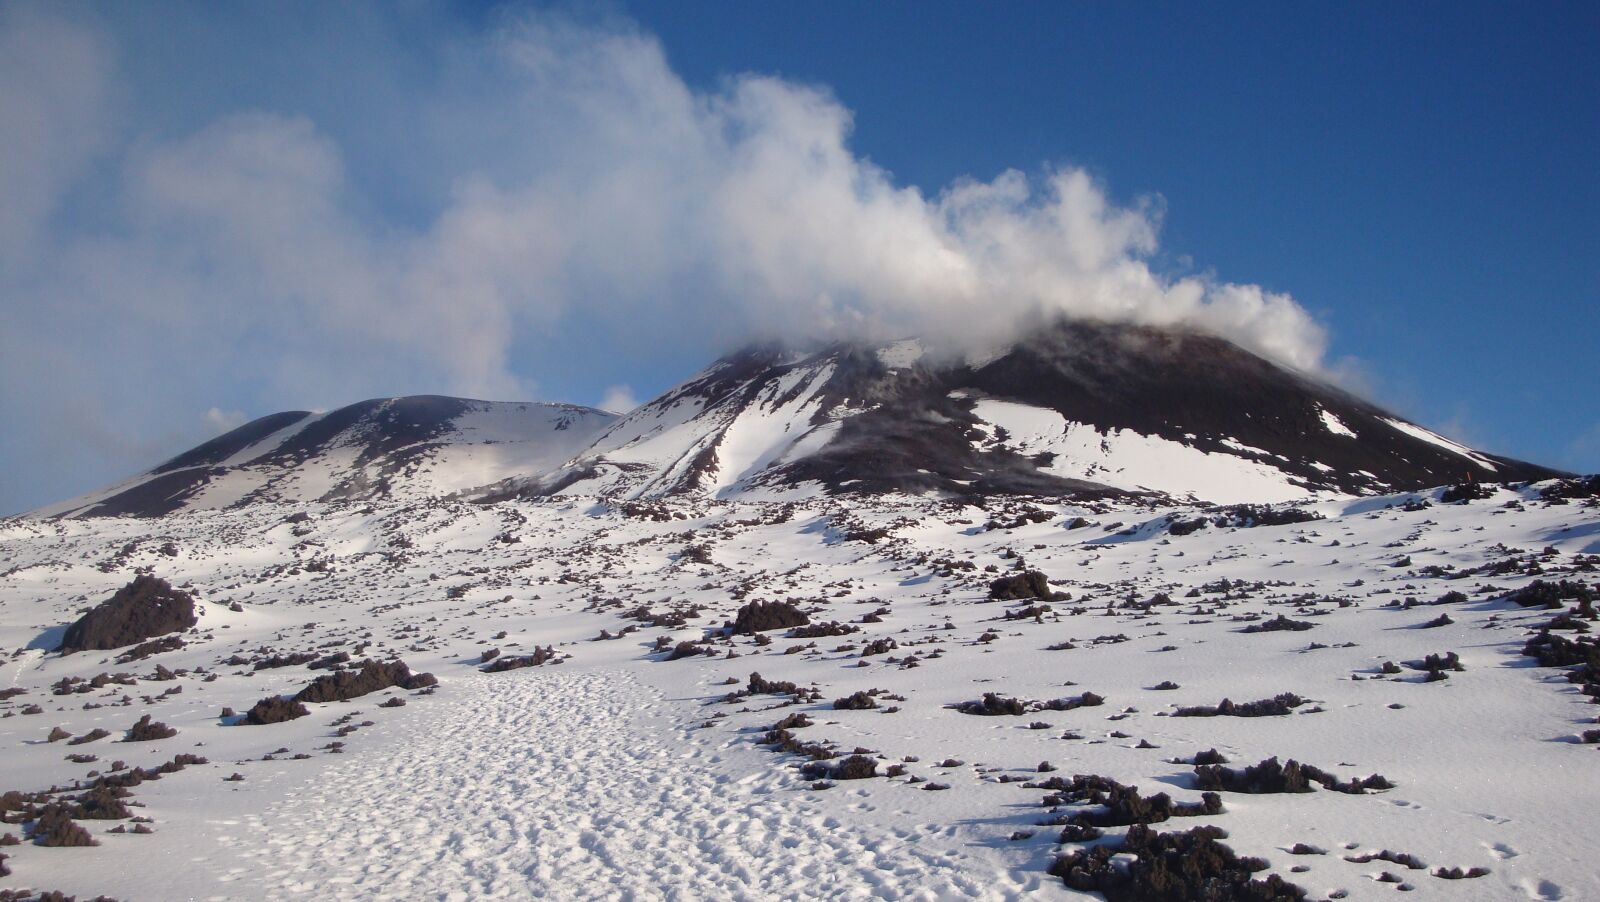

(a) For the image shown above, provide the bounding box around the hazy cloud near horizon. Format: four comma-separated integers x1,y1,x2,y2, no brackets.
3,6,1335,512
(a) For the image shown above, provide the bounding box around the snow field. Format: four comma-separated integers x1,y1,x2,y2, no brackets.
0,481,1596,900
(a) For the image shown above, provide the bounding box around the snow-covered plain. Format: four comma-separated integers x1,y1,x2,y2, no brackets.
1,481,1597,900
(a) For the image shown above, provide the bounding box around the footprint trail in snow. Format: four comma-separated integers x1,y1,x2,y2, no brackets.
240,668,1027,901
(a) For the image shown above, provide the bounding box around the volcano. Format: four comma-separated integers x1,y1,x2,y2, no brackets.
37,320,1559,518
492,319,1558,505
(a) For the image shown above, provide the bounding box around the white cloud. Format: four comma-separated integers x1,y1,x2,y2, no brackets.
204,407,248,435
0,8,1335,511
0,4,114,265
597,385,639,414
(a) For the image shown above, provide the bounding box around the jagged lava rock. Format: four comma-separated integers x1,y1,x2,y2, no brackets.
59,576,197,654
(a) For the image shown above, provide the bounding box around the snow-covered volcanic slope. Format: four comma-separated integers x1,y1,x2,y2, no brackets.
498,321,1558,505
4,322,1589,902
38,321,1556,521
1,478,1598,900
36,396,617,518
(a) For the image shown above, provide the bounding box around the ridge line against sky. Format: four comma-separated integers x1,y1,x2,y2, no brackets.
0,0,1595,514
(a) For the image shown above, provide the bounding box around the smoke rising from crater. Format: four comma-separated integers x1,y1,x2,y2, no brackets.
0,7,1328,511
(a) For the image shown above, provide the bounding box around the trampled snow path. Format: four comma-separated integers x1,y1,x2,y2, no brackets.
234,668,1035,901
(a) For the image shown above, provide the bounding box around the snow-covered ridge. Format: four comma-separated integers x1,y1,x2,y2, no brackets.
34,397,617,518
496,320,1557,506
1382,417,1500,472
34,321,1561,519
504,347,857,501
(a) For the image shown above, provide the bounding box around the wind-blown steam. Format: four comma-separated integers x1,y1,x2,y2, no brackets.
0,8,1326,512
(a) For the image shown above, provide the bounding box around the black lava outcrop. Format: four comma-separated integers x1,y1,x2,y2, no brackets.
801,754,879,782
244,696,310,725
124,715,176,742
988,570,1052,600
1050,823,1305,901
481,647,560,672
728,600,810,634
1194,756,1393,795
294,660,437,703
1541,475,1600,500
1173,693,1306,718
1240,615,1315,634
59,576,197,654
28,806,96,847
954,691,1104,716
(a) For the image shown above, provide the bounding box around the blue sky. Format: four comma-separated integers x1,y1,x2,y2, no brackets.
1,1,1595,514
627,1,1600,456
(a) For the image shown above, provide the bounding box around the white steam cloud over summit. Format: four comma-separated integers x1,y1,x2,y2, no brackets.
0,7,1327,512
453,16,1329,371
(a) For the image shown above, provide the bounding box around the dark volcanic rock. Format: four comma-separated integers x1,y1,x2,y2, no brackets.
28,805,97,847
954,693,1029,716
1541,475,1600,500
802,754,879,781
1240,615,1316,634
124,715,177,742
1050,823,1305,901
481,647,560,671
1194,756,1393,795
71,785,132,821
1440,481,1495,503
244,696,310,725
833,691,879,711
294,660,437,703
116,635,186,662
988,570,1051,600
59,576,197,654
1173,693,1307,718
728,600,810,634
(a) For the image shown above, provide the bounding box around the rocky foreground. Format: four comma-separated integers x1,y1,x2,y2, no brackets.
1,476,1597,900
